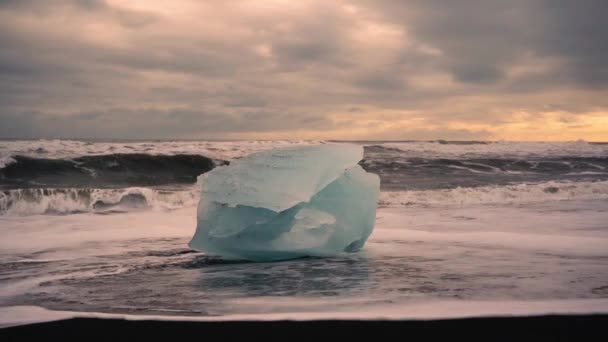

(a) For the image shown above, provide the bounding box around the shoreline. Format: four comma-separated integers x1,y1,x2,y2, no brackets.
3,299,608,328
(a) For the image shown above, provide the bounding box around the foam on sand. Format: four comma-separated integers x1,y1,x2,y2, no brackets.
2,299,608,328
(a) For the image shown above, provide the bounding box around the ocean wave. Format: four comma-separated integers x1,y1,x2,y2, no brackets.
378,140,608,159
361,156,608,175
0,187,198,215
4,180,607,216
2,140,606,164
360,155,608,191
0,156,15,169
0,153,218,188
378,180,608,206
0,139,324,162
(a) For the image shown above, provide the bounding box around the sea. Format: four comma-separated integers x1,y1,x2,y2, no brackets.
1,139,608,325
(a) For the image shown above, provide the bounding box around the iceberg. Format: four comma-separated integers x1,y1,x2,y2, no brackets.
188,143,380,261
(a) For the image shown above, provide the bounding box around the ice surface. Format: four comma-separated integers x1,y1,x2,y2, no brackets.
188,144,380,261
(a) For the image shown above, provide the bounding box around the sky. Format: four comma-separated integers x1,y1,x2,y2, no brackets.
0,0,607,141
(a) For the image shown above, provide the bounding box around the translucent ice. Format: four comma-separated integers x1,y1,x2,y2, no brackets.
188,144,380,261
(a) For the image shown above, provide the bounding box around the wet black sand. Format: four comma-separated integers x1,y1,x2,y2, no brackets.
1,314,606,341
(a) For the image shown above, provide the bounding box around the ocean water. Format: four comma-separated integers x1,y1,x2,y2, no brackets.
1,139,607,323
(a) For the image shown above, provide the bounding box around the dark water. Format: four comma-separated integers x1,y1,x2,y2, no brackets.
0,154,217,189
362,145,608,190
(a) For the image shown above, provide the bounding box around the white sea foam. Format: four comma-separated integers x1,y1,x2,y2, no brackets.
379,180,608,206
0,187,198,216
1,201,607,318
2,299,608,327
0,155,15,168
3,180,607,216
0,207,196,258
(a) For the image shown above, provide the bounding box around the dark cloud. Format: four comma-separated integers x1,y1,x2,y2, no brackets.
354,69,408,91
363,0,608,88
450,65,504,84
0,1,606,139
533,0,608,87
0,107,336,139
0,0,159,28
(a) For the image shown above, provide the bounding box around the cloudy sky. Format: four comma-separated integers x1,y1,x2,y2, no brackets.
1,0,607,140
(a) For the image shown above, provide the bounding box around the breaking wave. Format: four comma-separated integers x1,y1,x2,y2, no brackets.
360,151,608,191
378,180,608,206
361,155,608,175
1,140,607,215
377,140,608,159
0,187,198,215
4,180,607,216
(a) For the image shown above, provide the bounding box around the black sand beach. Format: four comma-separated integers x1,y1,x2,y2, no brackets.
2,314,607,341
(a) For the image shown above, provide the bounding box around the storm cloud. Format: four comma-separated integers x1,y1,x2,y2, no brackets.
0,0,606,140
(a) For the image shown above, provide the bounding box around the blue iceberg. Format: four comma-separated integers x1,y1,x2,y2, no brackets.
188,144,380,261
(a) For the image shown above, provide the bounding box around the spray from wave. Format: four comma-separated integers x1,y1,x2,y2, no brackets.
0,187,199,215
379,180,608,206
4,179,608,215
